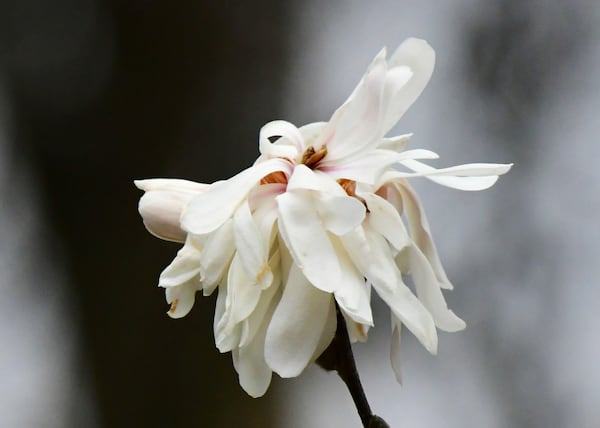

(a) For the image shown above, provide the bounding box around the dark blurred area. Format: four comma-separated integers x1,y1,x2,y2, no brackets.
0,1,291,427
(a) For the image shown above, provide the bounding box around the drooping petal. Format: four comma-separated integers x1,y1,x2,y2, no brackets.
165,282,197,319
341,224,438,353
232,296,276,398
265,263,335,378
239,250,282,348
233,200,273,289
390,316,403,383
223,253,263,330
395,181,452,289
199,219,236,295
214,280,242,353
182,158,292,235
276,190,341,293
380,38,436,134
135,179,209,242
330,236,373,326
158,234,203,287
408,244,466,332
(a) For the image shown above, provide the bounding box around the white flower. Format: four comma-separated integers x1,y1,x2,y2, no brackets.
135,38,512,397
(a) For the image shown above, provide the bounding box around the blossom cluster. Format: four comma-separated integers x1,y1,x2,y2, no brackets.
136,38,511,397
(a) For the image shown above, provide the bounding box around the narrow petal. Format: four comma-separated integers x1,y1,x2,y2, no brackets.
320,149,400,184
181,158,291,235
165,282,197,319
396,181,452,289
381,38,436,134
330,236,373,326
398,159,513,191
233,200,273,289
320,49,388,161
390,316,403,383
232,298,275,398
265,263,335,378
408,245,466,332
239,250,282,348
199,219,236,295
224,253,263,330
341,225,438,353
158,234,203,287
276,190,341,293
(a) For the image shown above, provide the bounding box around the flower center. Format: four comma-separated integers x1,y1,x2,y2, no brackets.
301,145,327,169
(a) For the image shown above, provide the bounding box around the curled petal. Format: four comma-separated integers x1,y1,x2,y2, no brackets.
259,120,304,159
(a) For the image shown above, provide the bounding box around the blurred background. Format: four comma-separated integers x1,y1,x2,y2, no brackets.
0,0,598,427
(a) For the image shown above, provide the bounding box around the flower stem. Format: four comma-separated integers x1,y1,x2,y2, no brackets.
316,304,391,428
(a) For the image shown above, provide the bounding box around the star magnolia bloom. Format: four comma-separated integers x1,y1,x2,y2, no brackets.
135,38,512,397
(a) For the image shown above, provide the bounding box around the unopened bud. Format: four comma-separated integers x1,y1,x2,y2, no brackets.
134,179,208,242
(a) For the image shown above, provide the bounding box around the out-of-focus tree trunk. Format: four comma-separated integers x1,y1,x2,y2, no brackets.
2,1,292,426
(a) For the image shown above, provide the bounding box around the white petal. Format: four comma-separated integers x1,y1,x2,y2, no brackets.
165,282,197,319
381,38,436,134
158,235,203,287
408,245,466,332
378,133,412,152
330,237,373,326
223,253,263,330
399,159,513,191
232,298,275,398
287,164,345,195
239,250,282,348
199,219,236,295
276,191,341,293
214,280,242,353
390,316,403,383
134,178,209,194
233,200,273,289
181,158,292,234
341,225,438,353
362,193,410,251
396,181,452,289
320,149,400,184
320,49,388,161
265,263,335,378
136,179,208,242
259,120,303,159
311,296,337,360
317,194,366,236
